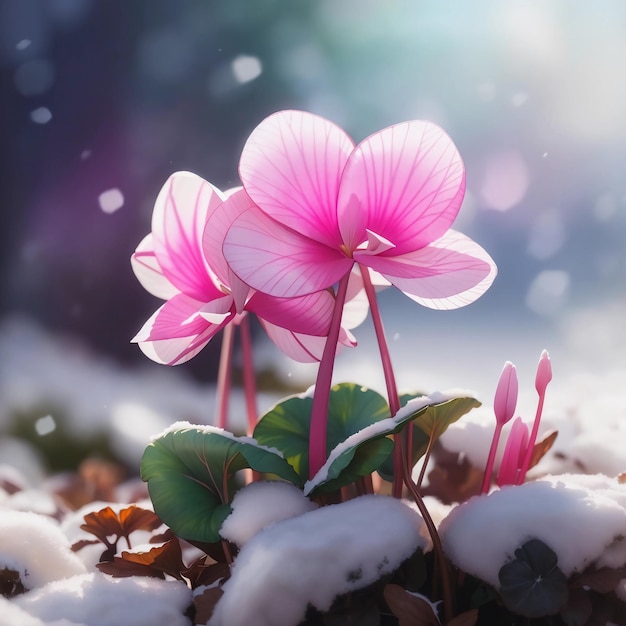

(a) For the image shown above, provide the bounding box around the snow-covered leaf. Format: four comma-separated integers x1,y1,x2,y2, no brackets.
377,393,481,482
140,423,301,543
498,539,569,618
383,584,440,625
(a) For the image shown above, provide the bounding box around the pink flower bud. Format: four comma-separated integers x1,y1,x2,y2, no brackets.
535,350,552,396
494,361,518,426
497,417,529,487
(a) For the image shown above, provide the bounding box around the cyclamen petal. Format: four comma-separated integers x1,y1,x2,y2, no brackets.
224,206,352,298
240,110,354,249
338,121,465,254
151,172,225,301
132,293,230,342
131,234,179,300
138,326,225,365
260,321,357,363
248,290,336,337
203,186,250,289
359,230,497,309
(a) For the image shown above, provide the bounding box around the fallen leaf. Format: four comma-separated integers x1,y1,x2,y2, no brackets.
384,584,439,626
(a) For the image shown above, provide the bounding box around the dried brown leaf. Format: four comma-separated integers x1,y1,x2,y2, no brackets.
97,557,166,579
573,566,626,594
184,561,230,589
118,506,162,536
193,586,224,625
80,506,124,544
384,584,439,626
124,538,185,579
529,429,558,470
0,568,27,598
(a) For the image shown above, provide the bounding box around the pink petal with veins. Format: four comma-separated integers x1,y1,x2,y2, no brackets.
338,121,465,254
260,321,357,363
341,269,370,331
137,325,225,366
203,187,250,288
198,295,236,324
239,110,354,249
357,230,496,310
133,293,231,342
248,289,334,336
152,172,224,301
131,234,178,300
224,206,352,297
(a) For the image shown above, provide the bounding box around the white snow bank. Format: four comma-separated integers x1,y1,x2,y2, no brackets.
209,495,426,626
220,481,317,546
0,597,51,626
13,573,192,626
0,511,87,589
440,474,626,588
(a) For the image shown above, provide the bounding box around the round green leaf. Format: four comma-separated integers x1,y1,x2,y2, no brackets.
254,383,390,483
141,423,302,543
498,538,569,618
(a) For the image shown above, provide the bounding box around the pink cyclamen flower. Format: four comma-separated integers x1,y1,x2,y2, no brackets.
223,110,497,308
131,172,363,365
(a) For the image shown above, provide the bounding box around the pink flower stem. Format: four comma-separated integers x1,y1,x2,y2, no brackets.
481,423,503,494
239,315,258,435
215,322,235,429
359,266,403,497
309,273,352,479
516,392,545,484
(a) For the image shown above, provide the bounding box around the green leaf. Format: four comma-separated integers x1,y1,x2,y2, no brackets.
141,423,302,543
377,393,481,482
306,393,480,495
498,539,569,618
307,437,395,495
253,383,390,483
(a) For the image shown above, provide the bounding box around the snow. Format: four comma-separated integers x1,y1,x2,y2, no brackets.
0,317,281,465
220,481,317,546
208,495,426,626
13,573,192,626
439,474,626,588
0,511,87,589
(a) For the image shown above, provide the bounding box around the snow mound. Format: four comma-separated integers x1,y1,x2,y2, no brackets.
0,510,87,589
208,495,426,626
440,473,626,588
13,572,192,626
220,481,317,546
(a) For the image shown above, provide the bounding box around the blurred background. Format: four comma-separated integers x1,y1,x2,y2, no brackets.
1,0,626,480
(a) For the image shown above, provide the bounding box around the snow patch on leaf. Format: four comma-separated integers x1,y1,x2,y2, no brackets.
220,481,317,546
